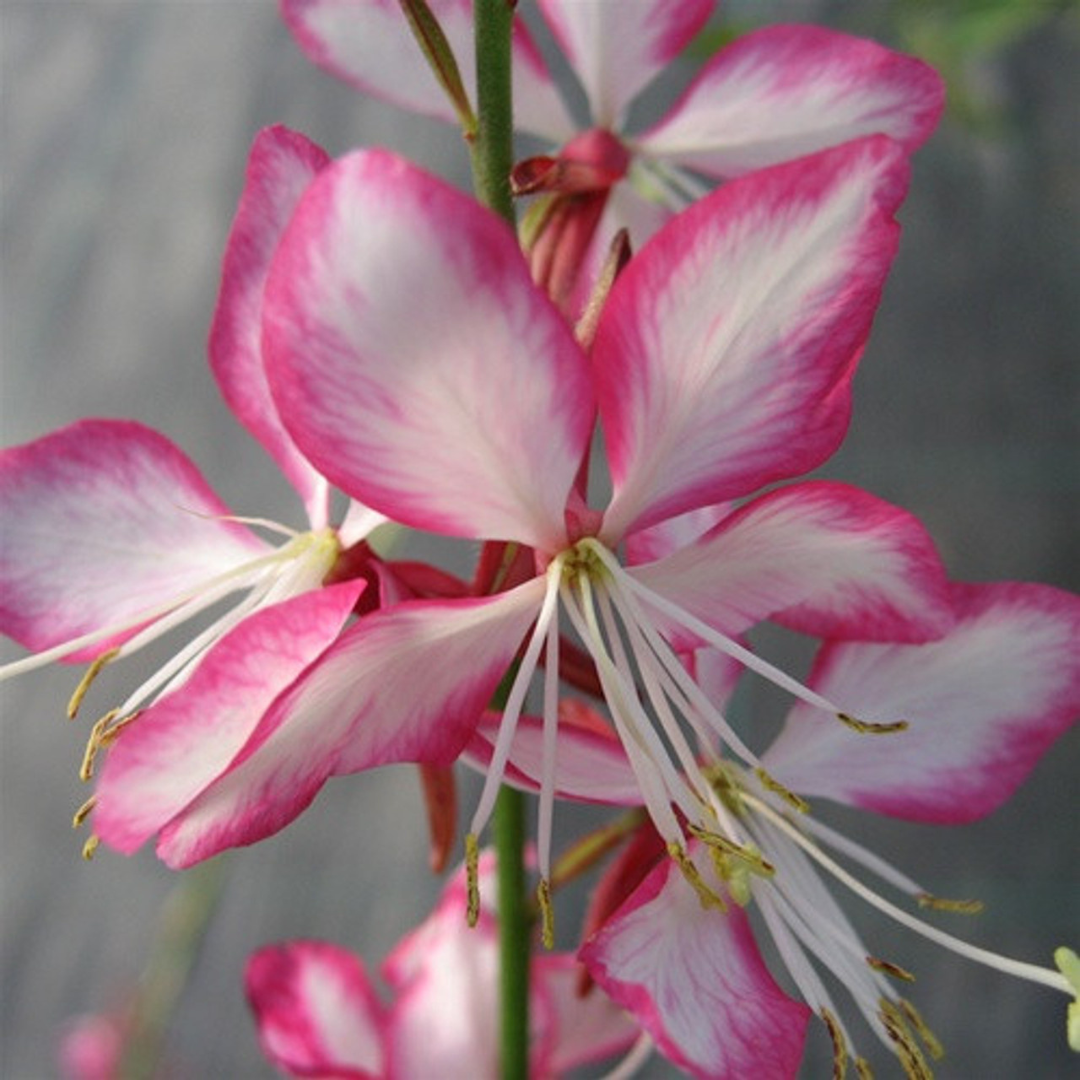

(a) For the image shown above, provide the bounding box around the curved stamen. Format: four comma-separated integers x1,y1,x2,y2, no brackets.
744,792,1073,997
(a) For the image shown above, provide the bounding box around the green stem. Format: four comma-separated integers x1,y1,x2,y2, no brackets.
470,0,516,225
494,786,530,1080
469,6,528,1074
117,858,227,1079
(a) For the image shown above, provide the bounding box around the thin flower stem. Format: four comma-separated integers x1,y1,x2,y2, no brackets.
470,7,528,1074
495,783,530,1080
471,0,516,226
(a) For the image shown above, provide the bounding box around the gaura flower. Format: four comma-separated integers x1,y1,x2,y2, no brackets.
117,135,963,890
281,0,943,307
0,126,383,854
245,852,640,1078
468,583,1080,1077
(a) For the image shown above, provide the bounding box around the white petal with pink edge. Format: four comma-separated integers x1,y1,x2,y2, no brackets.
763,582,1080,822
155,579,547,867
0,419,269,656
383,887,502,1079
596,137,910,541
537,0,714,128
209,125,331,526
638,24,944,177
581,851,811,1079
281,0,574,140
92,583,362,854
264,149,593,553
631,482,953,643
246,940,386,1078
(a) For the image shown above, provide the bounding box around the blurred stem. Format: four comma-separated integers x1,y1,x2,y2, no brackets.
118,858,227,1079
470,4,528,1076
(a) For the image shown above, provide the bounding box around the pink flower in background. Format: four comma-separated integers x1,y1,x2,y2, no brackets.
0,126,383,854
282,0,943,306
246,853,639,1079
469,583,1080,1076
125,135,966,886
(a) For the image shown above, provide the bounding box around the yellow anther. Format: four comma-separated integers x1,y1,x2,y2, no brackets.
537,878,555,950
820,1006,847,1079
81,835,100,861
754,768,810,814
868,956,916,983
900,998,944,1061
1053,947,1080,1051
854,1058,874,1080
464,832,480,928
668,842,727,912
79,709,121,781
688,824,775,876
72,795,96,829
67,649,119,719
705,765,747,817
837,712,909,735
879,998,933,1080
916,892,984,916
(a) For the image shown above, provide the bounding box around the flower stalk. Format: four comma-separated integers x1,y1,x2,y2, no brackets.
469,2,529,1074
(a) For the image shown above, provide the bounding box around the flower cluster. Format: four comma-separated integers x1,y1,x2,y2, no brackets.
4,2,1078,1077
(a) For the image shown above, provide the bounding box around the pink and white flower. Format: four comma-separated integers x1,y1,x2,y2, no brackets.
471,583,1080,1076
120,135,965,886
0,126,383,852
282,0,943,306
245,852,639,1078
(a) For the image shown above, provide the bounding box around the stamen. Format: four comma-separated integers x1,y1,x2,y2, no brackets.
687,823,775,877
72,795,96,829
81,835,99,861
589,544,884,730
754,767,810,814
916,892,984,915
1053,947,1080,1051
67,649,119,719
537,878,555,950
837,712,909,735
468,562,561,844
465,832,480,928
667,842,726,912
868,956,916,983
900,998,944,1060
878,998,932,1080
820,1006,848,1080
854,1058,875,1079
79,708,121,781
745,792,1073,996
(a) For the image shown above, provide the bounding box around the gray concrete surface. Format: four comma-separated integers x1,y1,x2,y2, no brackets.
2,2,1078,1077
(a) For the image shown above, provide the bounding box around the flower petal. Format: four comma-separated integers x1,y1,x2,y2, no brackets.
763,582,1080,822
466,710,643,805
92,583,362,854
208,125,331,526
155,579,547,866
383,885,502,1079
0,419,269,657
246,940,386,1078
632,482,953,643
596,137,910,540
535,954,641,1073
537,0,714,129
264,149,593,552
281,0,574,140
638,24,944,177
581,852,811,1078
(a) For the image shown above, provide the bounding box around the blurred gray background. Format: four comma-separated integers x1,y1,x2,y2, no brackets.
2,2,1078,1077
